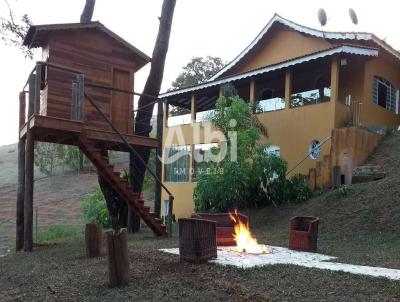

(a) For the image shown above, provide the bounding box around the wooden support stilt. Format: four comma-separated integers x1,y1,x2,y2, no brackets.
107,229,129,287
16,137,26,251
24,130,34,252
23,74,36,252
16,92,26,251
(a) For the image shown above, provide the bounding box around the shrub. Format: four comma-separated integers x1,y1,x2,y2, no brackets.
194,96,296,212
287,174,312,203
82,187,111,229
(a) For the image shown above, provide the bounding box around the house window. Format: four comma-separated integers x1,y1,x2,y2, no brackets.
164,145,190,182
263,145,281,157
373,76,398,113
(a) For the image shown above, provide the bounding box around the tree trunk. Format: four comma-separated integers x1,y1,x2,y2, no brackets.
107,229,129,287
85,223,102,258
154,99,163,217
130,0,176,194
80,0,96,23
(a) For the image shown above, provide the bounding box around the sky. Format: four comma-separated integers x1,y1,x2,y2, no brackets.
0,0,399,146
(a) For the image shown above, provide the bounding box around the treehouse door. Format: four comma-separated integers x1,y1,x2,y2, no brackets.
111,68,132,134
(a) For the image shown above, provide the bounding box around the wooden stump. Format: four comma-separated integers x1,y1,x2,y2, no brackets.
106,229,129,287
85,223,102,258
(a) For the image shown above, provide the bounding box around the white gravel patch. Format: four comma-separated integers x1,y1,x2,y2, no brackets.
160,246,400,281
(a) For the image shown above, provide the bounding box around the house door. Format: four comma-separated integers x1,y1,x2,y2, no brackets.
111,69,131,134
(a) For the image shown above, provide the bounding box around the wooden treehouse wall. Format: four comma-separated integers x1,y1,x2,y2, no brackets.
43,29,136,134
306,127,382,190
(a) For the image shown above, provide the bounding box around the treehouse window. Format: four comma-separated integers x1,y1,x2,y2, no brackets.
373,76,398,113
164,145,190,182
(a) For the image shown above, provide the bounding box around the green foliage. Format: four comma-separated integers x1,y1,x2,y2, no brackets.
34,143,88,175
170,56,225,90
82,188,111,229
194,96,311,212
338,184,351,197
34,142,64,176
36,225,83,244
0,0,33,58
286,174,313,203
62,146,88,171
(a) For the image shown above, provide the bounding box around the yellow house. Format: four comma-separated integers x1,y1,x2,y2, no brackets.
159,14,400,218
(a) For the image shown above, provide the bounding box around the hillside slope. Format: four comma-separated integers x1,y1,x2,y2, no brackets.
248,131,400,268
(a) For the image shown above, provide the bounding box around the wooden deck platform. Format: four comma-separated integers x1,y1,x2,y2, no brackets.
20,115,158,151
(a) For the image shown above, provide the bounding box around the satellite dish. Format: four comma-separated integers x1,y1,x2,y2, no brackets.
318,8,327,27
349,8,358,25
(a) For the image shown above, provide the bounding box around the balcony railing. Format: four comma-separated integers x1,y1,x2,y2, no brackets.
167,113,191,127
255,97,285,113
195,109,216,123
290,87,331,108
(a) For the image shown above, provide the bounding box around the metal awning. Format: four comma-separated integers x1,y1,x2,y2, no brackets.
160,44,378,109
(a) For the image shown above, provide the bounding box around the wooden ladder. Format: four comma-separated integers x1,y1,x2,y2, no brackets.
78,133,166,236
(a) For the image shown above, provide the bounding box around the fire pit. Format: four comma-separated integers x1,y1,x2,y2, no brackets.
228,210,272,255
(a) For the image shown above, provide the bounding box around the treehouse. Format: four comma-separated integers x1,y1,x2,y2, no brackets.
20,21,156,148
16,22,169,252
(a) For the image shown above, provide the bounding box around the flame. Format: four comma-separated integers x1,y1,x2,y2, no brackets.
229,210,271,254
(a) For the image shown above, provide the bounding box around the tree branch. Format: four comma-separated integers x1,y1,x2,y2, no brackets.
80,0,96,23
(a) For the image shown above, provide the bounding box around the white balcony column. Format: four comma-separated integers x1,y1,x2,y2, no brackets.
191,94,196,123
284,68,292,109
219,86,224,97
163,102,169,128
249,79,256,104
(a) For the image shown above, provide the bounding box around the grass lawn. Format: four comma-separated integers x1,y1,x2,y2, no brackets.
1,134,400,301
0,229,399,302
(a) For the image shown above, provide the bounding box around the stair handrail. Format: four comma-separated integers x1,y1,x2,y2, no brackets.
83,92,174,212
286,135,332,177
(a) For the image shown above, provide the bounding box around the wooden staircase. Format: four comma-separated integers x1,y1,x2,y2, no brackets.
78,133,167,236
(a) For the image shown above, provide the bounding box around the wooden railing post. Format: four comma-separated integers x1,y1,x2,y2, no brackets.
28,74,36,118
19,92,26,128
71,81,78,120
77,74,84,121
71,74,85,121
34,63,42,115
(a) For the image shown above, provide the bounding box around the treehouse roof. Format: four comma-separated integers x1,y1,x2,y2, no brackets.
23,21,151,69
